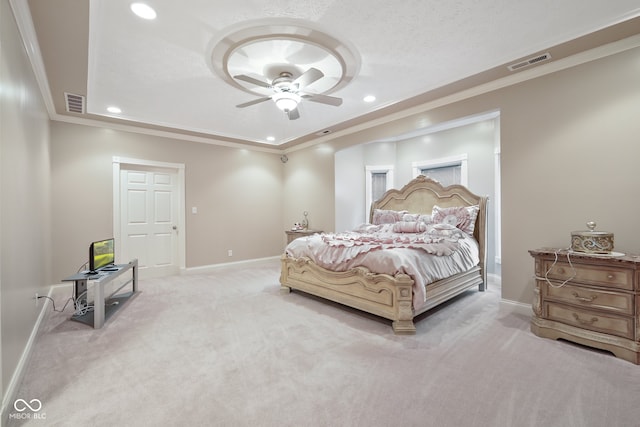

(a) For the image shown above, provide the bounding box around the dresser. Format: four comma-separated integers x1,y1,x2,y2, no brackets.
529,248,640,364
285,229,322,244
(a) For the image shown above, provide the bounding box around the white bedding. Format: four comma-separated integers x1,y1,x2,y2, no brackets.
285,223,480,310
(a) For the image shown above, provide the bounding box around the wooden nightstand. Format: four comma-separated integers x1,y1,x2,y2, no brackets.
285,229,322,244
529,248,640,364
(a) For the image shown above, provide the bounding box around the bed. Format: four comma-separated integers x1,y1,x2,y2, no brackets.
280,175,488,334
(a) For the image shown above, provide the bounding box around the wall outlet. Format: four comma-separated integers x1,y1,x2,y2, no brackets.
227,250,233,257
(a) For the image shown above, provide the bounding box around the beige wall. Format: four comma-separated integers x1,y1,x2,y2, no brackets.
1,0,52,409
282,143,337,233
50,122,284,281
498,46,640,302
334,144,365,232
285,44,640,305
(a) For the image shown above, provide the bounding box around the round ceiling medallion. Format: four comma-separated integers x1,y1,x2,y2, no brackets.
209,19,360,97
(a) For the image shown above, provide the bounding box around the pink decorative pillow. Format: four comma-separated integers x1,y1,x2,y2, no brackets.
392,221,427,233
372,209,407,225
431,205,479,235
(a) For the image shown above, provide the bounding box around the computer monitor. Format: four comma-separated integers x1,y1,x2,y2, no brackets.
89,238,115,273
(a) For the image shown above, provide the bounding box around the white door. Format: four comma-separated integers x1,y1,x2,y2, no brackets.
120,165,179,277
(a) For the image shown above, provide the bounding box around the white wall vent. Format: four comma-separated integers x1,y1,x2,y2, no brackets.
64,92,85,113
507,52,552,71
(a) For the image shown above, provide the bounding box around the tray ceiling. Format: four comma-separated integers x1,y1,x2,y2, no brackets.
19,0,640,150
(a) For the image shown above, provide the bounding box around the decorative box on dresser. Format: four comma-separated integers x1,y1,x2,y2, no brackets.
529,248,640,364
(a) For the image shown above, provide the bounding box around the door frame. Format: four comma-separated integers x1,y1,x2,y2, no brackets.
112,156,186,273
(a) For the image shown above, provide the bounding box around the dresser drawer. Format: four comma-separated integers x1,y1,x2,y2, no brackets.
543,260,633,290
545,302,634,339
541,281,634,315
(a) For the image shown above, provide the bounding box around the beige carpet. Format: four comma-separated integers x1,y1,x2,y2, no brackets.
7,259,640,427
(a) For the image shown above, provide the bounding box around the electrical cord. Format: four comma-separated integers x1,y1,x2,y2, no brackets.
38,288,94,316
534,247,577,288
74,303,94,316
72,289,94,316
37,295,76,313
76,261,89,274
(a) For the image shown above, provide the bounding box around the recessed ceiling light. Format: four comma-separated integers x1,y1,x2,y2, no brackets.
130,3,157,20
107,106,122,114
363,95,376,103
266,136,275,142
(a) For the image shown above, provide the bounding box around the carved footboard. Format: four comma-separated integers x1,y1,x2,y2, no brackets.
280,254,417,334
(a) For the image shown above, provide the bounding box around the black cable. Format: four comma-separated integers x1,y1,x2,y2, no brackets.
37,295,76,313
76,261,89,273
39,288,94,316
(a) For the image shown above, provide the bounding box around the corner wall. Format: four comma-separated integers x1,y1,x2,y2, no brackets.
1,0,52,418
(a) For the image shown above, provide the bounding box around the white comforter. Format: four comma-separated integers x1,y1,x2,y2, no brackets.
285,223,480,309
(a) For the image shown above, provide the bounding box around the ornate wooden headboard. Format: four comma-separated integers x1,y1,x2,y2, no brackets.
370,175,488,284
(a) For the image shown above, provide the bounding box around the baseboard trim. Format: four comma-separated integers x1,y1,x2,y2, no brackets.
487,273,501,286
499,298,532,317
182,255,280,275
1,286,53,424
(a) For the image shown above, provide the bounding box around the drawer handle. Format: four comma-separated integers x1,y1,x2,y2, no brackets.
572,313,598,326
571,292,597,303
607,274,614,280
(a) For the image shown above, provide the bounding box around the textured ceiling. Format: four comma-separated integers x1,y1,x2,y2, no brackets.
19,0,640,150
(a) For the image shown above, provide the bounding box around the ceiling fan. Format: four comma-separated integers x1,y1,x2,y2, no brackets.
233,67,342,120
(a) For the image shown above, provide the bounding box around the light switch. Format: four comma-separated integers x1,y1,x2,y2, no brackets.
192,207,198,214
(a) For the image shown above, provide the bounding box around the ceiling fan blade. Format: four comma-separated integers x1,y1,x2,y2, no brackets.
287,108,300,120
302,93,343,106
236,97,271,108
233,74,272,89
293,67,324,90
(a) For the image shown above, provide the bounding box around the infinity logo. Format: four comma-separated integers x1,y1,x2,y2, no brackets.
14,398,42,412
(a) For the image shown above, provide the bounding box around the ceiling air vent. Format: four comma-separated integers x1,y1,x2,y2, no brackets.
507,52,552,72
64,92,85,114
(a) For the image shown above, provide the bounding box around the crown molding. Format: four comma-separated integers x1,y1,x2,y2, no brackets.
51,113,282,154
9,0,56,116
286,33,640,154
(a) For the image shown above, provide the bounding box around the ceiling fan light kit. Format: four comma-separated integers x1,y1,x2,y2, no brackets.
232,66,341,120
272,92,301,112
